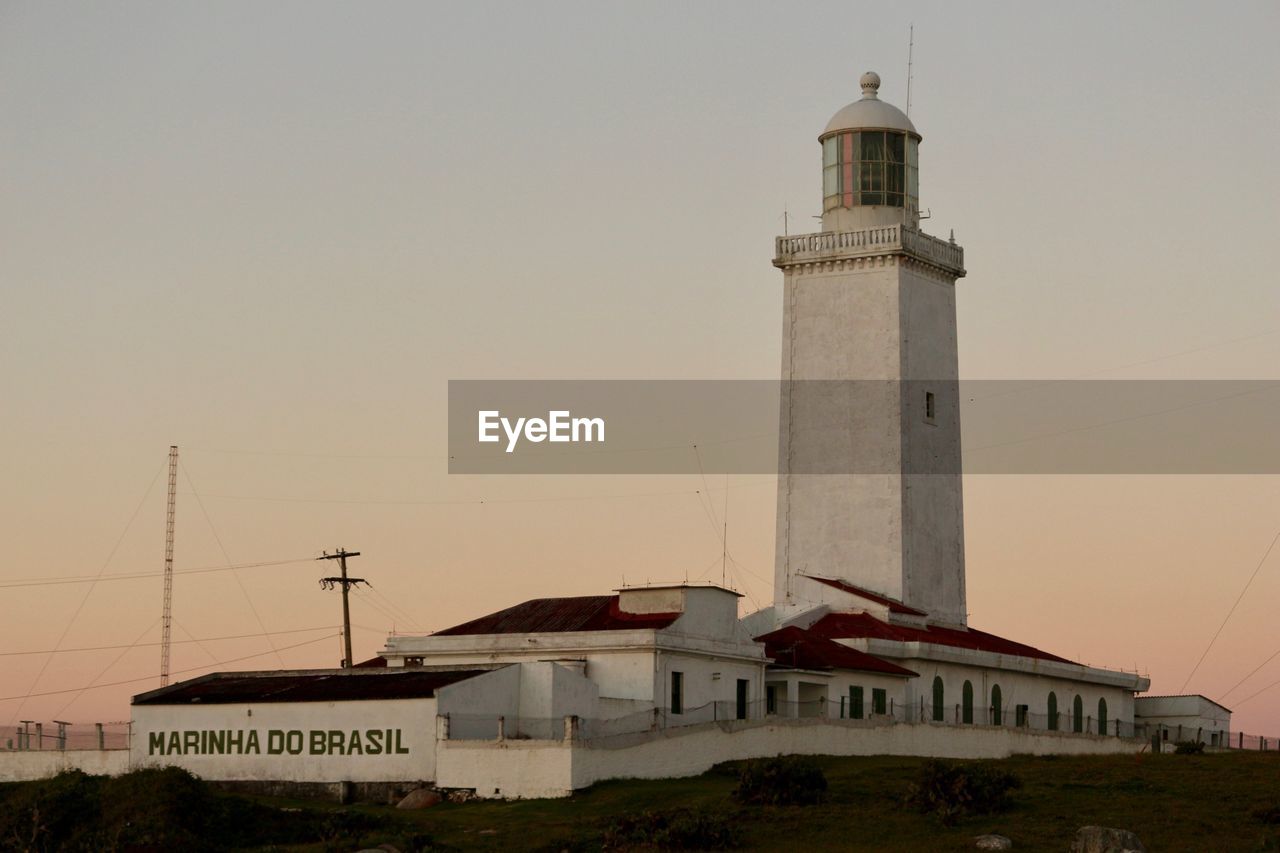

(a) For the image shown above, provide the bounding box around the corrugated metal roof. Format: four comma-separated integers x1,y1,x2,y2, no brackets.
756,626,917,677
800,575,928,616
432,595,680,636
808,612,1076,664
132,668,488,705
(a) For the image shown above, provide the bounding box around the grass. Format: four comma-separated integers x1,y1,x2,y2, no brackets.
6,752,1280,850
256,751,1280,851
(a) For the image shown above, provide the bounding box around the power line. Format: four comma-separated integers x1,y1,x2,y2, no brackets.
0,625,341,657
8,458,167,726
1179,527,1280,693
182,461,285,669
0,633,339,704
0,558,316,589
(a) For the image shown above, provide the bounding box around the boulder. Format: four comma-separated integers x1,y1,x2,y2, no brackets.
395,787,442,810
975,835,1012,850
1070,826,1146,853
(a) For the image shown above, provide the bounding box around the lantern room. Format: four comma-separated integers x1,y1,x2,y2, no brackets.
820,72,921,229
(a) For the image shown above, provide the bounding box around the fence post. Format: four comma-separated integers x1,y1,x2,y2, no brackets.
35,724,42,750
652,707,660,731
436,714,450,741
563,715,577,741
1240,731,1244,749
96,723,104,750
496,716,505,742
955,703,960,724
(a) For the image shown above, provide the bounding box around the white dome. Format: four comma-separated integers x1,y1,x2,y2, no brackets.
822,71,918,138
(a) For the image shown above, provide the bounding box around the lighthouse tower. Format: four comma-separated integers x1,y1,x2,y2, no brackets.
773,72,969,627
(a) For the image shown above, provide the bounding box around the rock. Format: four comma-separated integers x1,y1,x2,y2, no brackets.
395,787,442,809
1070,826,1146,853
448,789,476,803
975,834,1012,850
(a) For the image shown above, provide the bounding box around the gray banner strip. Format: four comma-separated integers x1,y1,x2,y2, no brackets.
447,380,1280,474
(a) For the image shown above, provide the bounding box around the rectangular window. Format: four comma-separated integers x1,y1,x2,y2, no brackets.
736,679,749,721
1016,705,1029,727
850,686,864,720
925,391,936,423
671,671,683,715
872,688,887,716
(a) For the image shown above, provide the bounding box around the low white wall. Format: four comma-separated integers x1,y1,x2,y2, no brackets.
437,738,574,800
437,718,1146,799
572,719,1144,792
0,749,129,782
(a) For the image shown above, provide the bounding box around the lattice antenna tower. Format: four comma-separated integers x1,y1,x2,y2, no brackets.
160,445,178,686
906,24,915,118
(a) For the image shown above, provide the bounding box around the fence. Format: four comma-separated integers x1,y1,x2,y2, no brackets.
440,696,1280,751
4,722,130,752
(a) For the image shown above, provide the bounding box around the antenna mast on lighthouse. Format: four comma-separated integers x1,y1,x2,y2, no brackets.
160,445,178,686
906,24,915,118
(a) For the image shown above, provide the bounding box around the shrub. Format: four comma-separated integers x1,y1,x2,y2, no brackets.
1254,804,1280,825
906,759,1022,825
732,756,828,806
601,808,740,850
0,768,388,850
1174,740,1206,754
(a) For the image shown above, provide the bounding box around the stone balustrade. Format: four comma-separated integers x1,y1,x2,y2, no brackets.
775,224,965,275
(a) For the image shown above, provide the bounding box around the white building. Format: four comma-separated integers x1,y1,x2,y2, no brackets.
1135,694,1232,748
119,72,1163,799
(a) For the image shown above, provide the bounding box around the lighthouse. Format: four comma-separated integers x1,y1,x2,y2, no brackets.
772,72,969,627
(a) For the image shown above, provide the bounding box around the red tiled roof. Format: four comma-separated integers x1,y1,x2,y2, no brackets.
756,626,917,677
433,595,681,636
133,668,488,705
800,575,928,616
806,612,1076,664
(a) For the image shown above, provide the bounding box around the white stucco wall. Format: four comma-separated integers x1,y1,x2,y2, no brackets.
898,658,1137,732
0,749,129,783
437,717,1146,799
772,251,967,626
130,698,438,783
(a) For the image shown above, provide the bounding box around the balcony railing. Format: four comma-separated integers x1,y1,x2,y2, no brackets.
775,225,964,275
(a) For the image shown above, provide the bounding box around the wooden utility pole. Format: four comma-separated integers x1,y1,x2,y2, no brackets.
318,548,365,667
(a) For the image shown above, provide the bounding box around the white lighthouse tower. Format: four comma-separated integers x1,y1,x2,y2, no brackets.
773,72,969,627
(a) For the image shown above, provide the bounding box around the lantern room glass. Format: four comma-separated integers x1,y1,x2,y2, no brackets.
821,130,918,216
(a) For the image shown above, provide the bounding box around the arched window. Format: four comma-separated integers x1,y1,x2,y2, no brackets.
1073,695,1084,733
1047,691,1059,731
932,676,945,722
1097,697,1108,736
962,681,974,724
990,684,1003,725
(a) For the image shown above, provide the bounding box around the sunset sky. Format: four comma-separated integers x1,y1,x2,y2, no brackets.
3,1,1279,735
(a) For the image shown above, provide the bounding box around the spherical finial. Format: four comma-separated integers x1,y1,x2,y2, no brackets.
859,71,881,99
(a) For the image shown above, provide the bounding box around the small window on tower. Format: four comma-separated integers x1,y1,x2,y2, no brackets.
925,391,937,424
671,671,684,715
